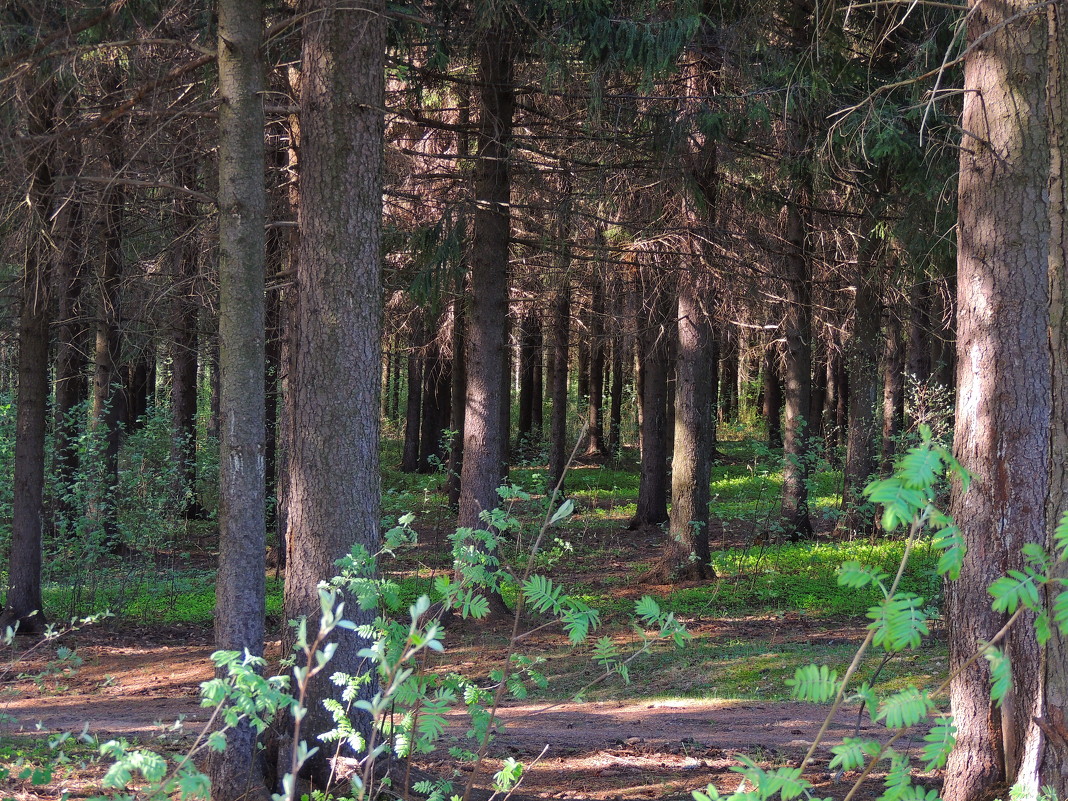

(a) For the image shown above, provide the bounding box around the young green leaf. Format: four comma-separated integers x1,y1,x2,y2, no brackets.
922,716,956,770
876,687,932,729
989,570,1041,614
838,561,889,591
985,646,1012,706
785,664,839,703
868,592,929,651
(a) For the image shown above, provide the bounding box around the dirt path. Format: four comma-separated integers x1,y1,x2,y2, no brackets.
0,627,939,800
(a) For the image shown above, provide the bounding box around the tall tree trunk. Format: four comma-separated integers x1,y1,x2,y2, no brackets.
780,196,813,540
1043,3,1068,791
210,1,267,796
52,133,87,533
663,269,716,580
1,79,55,633
841,225,883,532
92,72,127,545
282,0,385,784
944,3,1050,797
171,168,201,520
458,26,513,560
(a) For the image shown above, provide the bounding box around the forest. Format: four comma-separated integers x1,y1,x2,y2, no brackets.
1,1,1067,801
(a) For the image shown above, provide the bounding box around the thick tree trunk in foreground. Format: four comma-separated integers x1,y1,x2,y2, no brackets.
1043,4,1068,792
458,28,514,547
282,0,385,786
210,1,267,797
944,3,1050,797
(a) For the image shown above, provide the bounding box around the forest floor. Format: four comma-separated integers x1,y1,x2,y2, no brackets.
0,613,942,801
0,442,948,800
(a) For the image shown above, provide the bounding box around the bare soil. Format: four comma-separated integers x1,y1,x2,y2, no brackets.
0,620,940,801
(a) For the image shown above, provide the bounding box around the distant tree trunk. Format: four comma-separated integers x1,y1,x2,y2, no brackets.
282,0,385,783
823,342,843,455
1,79,55,633
517,308,537,445
531,316,543,438
547,280,570,487
123,354,152,430
209,0,267,796
418,330,447,473
809,343,827,439
780,198,813,540
607,289,624,454
171,170,201,520
841,226,883,532
457,25,513,620
907,279,932,386
718,329,737,424
206,341,220,440
631,264,672,528
447,294,466,507
52,141,87,532
92,73,127,543
881,313,904,471
401,323,422,473
586,266,607,456
944,2,1050,796
763,342,783,450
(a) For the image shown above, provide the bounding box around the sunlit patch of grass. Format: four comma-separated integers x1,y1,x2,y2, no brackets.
520,628,945,703
665,540,939,617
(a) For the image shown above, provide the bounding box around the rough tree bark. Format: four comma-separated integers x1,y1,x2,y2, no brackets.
209,0,267,797
944,2,1050,797
458,24,514,556
1043,2,1068,791
282,0,386,784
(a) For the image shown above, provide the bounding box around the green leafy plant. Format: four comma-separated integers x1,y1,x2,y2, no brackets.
692,426,1068,801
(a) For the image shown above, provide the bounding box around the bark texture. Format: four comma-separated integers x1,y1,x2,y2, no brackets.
458,27,514,534
945,3,1050,798
282,0,386,785
664,270,716,579
1043,0,1068,792
210,1,267,797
